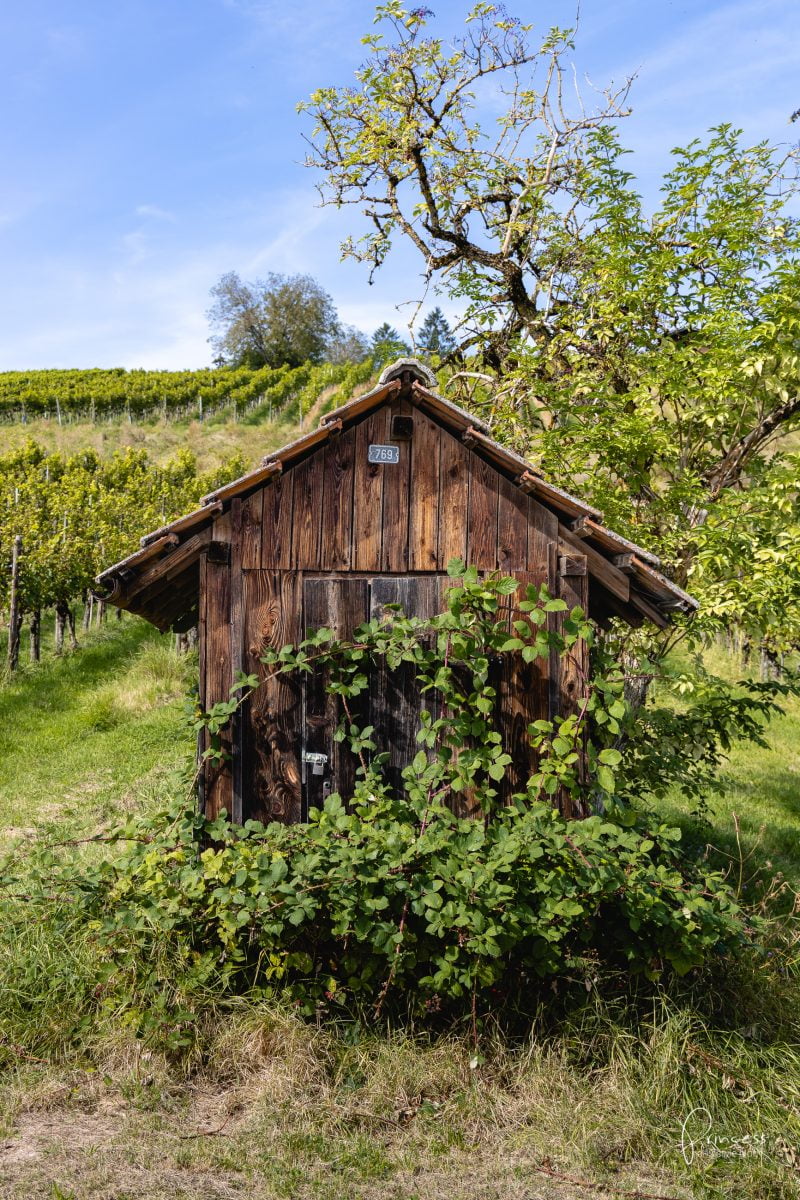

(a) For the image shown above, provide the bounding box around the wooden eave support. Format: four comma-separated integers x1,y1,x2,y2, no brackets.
124,560,201,623
95,533,179,589
121,527,211,604
560,553,588,577
628,589,670,629
572,517,660,567
558,524,630,603
143,575,200,631
592,581,645,629
629,555,698,611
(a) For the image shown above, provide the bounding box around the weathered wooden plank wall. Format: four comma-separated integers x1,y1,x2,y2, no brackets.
203,511,232,820
250,407,556,577
241,570,302,823
198,400,590,823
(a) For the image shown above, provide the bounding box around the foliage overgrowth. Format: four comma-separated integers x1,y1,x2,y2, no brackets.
0,570,748,1036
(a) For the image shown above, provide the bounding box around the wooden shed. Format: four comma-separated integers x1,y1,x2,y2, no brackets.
97,358,695,823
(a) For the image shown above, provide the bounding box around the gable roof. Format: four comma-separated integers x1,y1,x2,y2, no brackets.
95,359,697,632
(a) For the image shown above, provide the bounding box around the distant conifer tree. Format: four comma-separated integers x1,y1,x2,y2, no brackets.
417,307,455,357
371,323,409,365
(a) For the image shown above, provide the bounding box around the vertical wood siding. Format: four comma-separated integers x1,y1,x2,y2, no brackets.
241,570,302,823
199,400,590,823
202,511,233,819
244,408,548,575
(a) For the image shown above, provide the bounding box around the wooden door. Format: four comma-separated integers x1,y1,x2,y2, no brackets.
298,572,556,816
301,577,370,817
300,575,445,814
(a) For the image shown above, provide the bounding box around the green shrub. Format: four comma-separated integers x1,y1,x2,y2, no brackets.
56,792,745,1025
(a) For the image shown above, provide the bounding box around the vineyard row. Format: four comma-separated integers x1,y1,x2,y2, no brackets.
0,358,373,424
1,358,375,668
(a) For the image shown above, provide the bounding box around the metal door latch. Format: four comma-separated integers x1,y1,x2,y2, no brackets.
302,751,328,776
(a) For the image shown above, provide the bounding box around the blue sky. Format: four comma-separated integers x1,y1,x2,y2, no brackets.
0,0,798,370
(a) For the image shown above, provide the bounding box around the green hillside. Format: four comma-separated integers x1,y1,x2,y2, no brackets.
0,358,374,470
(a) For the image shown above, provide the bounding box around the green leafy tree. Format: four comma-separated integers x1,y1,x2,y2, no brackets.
326,323,370,365
302,2,800,725
208,271,341,368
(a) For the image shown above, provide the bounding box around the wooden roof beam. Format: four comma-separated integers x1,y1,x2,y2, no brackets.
202,461,281,506
120,528,211,604
558,525,630,603
140,502,222,548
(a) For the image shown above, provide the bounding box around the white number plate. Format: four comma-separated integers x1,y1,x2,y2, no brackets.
368,444,400,464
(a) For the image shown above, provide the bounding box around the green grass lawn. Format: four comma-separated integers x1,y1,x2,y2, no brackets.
659,646,800,899
0,616,195,835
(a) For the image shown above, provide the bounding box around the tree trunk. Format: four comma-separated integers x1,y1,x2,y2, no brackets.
760,642,781,681
620,649,655,714
66,605,78,651
29,608,41,663
95,599,106,625
82,592,93,631
54,602,66,655
7,535,22,672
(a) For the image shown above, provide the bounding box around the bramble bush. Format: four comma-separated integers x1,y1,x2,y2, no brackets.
0,568,747,1036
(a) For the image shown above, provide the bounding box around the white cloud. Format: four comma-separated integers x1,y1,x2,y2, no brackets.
135,204,176,222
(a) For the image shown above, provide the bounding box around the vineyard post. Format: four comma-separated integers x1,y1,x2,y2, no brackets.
55,397,62,426
7,535,22,672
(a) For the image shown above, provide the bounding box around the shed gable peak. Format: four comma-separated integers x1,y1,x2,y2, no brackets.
378,357,437,390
